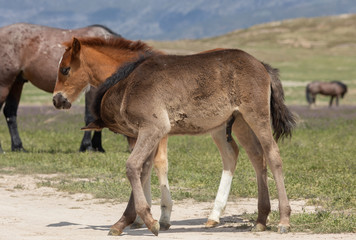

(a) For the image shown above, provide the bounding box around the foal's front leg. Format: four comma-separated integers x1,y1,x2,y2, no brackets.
110,128,164,236
130,136,172,230
109,150,157,236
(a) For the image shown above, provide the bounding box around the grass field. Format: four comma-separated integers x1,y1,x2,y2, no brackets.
0,105,355,233
1,14,356,233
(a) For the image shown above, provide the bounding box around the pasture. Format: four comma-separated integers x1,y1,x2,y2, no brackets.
0,104,355,233
0,14,355,234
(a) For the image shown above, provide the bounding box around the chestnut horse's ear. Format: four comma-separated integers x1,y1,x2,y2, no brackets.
71,37,81,56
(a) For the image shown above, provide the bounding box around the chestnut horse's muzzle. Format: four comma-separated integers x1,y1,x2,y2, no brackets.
53,92,72,109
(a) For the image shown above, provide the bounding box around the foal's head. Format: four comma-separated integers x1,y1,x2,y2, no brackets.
53,38,90,109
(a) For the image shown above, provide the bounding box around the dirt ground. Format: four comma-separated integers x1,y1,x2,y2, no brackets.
0,174,354,240
1,105,355,239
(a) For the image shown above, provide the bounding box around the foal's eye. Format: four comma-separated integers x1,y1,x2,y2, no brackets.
60,67,71,76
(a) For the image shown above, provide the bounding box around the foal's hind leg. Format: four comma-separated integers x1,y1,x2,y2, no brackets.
239,107,291,233
232,114,271,231
206,125,239,227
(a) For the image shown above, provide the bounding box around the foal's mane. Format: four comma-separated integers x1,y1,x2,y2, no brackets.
63,37,154,54
91,53,154,120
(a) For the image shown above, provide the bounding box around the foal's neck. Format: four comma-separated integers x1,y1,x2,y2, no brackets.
83,46,148,87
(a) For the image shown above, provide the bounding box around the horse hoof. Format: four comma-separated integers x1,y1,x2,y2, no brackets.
278,224,290,234
149,221,160,236
252,223,266,232
130,222,144,229
108,227,123,236
205,219,219,228
13,147,27,153
159,222,171,231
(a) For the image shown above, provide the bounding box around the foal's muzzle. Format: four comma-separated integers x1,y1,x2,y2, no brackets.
53,93,72,109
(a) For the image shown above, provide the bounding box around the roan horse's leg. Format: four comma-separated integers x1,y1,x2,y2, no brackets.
205,125,238,227
3,75,27,152
232,113,271,231
239,106,291,233
79,90,105,152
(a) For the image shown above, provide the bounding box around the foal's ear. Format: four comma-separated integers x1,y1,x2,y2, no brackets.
81,120,104,131
71,37,81,57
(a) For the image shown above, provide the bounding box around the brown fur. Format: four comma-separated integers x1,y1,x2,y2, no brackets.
306,81,348,107
92,49,295,234
53,37,296,235
0,23,119,152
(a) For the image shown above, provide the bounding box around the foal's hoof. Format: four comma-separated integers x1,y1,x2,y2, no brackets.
108,227,123,236
149,221,160,236
159,221,171,231
252,223,266,232
205,219,219,228
278,224,290,234
130,222,144,229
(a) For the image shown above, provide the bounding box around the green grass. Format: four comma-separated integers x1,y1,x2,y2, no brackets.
1,14,355,233
0,105,355,233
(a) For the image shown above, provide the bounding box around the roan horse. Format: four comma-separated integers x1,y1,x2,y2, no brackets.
53,38,296,235
0,23,120,153
306,81,347,108
53,37,229,230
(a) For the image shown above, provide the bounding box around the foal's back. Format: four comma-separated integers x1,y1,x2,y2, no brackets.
105,49,270,135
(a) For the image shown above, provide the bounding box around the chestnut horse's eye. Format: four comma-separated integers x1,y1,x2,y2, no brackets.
60,67,71,75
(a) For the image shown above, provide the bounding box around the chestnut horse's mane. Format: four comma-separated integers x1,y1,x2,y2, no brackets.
63,37,154,53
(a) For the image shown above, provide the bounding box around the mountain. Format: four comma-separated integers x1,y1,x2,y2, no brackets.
0,0,355,40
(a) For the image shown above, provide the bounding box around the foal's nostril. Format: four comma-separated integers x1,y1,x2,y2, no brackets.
53,93,71,109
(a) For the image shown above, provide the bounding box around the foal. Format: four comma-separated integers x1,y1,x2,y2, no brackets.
53,38,295,235
53,37,229,230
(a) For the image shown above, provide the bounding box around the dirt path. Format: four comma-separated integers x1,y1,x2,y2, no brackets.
0,174,354,240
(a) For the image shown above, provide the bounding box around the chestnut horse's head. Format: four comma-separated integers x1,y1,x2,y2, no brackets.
53,38,90,109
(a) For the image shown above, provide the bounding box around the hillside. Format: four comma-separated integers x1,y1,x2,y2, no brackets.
148,14,356,105
0,0,355,40
21,14,356,106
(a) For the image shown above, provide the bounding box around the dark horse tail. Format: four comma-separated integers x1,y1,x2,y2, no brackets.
305,83,314,104
262,62,296,141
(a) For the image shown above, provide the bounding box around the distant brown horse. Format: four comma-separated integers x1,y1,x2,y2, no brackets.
53,38,296,236
0,23,120,153
306,81,347,107
53,37,232,230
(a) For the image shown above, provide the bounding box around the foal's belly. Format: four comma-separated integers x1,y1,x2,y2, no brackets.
167,105,235,135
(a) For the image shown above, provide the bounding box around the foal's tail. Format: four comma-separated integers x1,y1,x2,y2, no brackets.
305,83,313,104
262,62,296,141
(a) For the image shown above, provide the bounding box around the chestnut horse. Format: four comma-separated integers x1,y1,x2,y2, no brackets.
0,23,120,153
53,38,295,236
306,81,348,108
53,37,232,230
